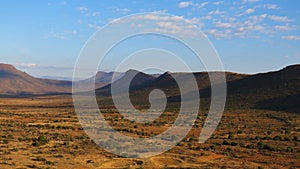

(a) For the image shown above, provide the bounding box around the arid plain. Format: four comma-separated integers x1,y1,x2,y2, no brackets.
0,95,299,169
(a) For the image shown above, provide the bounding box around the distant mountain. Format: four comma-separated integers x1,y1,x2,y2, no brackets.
1,62,299,113
95,69,247,108
165,65,300,113
41,76,73,81
96,69,156,96
0,63,71,95
80,71,124,89
95,65,300,113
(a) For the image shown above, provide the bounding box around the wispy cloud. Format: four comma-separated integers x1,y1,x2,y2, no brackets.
195,2,209,8
274,24,295,31
237,8,255,16
86,12,100,17
282,35,300,40
214,22,232,28
45,30,77,40
213,1,224,5
87,23,101,30
186,17,204,28
242,0,260,4
113,7,131,14
14,63,37,68
205,29,231,39
264,4,280,10
248,14,268,22
208,9,226,15
117,14,202,38
77,6,89,12
269,15,292,22
178,1,193,8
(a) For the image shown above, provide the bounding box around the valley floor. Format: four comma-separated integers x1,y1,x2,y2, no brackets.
0,96,299,169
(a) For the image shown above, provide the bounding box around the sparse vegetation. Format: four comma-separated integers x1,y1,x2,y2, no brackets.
0,95,298,168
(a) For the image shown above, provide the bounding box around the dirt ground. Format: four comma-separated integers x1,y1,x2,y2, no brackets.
0,96,299,169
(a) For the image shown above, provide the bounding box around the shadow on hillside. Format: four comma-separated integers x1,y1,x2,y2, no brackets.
254,94,300,114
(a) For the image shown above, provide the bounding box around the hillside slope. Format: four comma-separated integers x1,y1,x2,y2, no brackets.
95,65,300,113
0,64,71,95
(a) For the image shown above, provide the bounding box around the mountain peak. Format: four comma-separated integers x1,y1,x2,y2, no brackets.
125,69,141,74
281,64,300,72
0,63,70,94
0,63,17,72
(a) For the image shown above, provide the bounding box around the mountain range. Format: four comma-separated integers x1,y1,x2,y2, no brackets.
0,63,299,113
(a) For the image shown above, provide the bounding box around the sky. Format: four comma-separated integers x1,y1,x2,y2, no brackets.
1,0,300,78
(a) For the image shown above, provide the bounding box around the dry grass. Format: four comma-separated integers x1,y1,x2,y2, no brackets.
0,96,299,168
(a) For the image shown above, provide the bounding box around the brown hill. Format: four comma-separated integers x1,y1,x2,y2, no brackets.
95,65,300,113
95,70,247,108
0,63,71,95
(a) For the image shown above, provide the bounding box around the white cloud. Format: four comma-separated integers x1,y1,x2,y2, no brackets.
14,63,37,68
213,1,224,5
282,35,300,40
47,32,65,39
264,4,280,10
214,22,232,28
45,30,78,39
123,14,184,22
206,29,231,38
243,0,259,3
87,23,101,30
77,6,89,12
247,25,265,32
238,8,255,16
151,10,168,14
274,24,295,31
186,18,198,24
208,9,226,15
249,14,268,22
201,15,212,20
91,12,100,16
178,1,193,8
269,15,292,22
245,8,255,14
114,7,131,14
195,2,209,8
86,11,100,17
119,14,202,37
157,22,182,33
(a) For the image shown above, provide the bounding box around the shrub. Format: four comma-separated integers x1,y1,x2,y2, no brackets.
293,136,298,141
32,135,48,146
46,161,55,165
228,132,235,139
210,145,216,151
230,142,238,146
223,140,230,145
273,135,282,141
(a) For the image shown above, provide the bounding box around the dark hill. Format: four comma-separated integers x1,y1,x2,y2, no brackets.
95,65,300,113
95,69,156,96
227,64,300,112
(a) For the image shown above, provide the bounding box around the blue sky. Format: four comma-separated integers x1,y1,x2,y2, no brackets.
1,0,300,78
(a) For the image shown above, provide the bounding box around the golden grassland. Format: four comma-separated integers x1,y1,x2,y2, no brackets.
0,96,299,169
